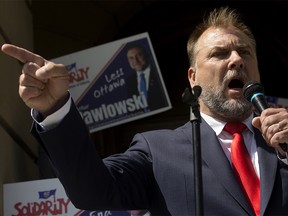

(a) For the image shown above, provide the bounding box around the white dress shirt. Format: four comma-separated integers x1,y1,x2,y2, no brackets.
201,113,260,178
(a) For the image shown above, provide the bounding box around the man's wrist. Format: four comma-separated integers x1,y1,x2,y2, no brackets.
31,94,72,130
41,93,70,118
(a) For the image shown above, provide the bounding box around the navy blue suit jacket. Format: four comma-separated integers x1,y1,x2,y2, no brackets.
33,101,288,215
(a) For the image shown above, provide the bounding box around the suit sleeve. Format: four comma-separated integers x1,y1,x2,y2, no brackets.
31,101,154,211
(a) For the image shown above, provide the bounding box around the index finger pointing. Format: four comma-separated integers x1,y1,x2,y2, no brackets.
1,44,45,66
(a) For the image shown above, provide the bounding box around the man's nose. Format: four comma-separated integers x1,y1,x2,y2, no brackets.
228,51,244,69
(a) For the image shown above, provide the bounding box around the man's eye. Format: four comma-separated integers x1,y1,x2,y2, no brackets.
238,50,251,55
212,51,228,58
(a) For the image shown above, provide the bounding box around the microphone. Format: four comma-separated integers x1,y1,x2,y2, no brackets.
182,85,202,121
243,81,287,151
243,80,268,115
182,85,202,106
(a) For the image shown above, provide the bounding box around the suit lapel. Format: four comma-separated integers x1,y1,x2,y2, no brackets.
254,129,278,215
200,119,254,214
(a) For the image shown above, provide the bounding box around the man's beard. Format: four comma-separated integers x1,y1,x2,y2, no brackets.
200,84,253,119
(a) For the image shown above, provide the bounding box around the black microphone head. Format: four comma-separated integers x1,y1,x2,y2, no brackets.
242,80,268,114
192,85,202,98
182,85,202,106
243,80,265,102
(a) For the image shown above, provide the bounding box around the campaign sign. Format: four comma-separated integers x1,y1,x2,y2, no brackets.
3,178,132,216
266,95,288,109
51,32,172,133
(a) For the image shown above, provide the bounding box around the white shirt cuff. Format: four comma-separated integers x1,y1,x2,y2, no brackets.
276,150,288,165
31,96,72,130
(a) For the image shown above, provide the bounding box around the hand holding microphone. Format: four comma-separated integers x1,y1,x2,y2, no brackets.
243,81,288,154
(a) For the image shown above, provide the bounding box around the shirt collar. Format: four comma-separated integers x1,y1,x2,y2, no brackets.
201,112,254,136
136,65,150,75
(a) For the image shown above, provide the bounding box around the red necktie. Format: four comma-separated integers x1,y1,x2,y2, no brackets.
224,122,260,216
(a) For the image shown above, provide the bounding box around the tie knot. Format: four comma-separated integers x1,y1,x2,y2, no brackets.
224,122,247,135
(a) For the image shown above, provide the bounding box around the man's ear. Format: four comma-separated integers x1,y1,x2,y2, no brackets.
188,67,196,86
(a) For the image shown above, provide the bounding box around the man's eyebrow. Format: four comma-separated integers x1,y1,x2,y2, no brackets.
207,46,228,53
210,44,251,50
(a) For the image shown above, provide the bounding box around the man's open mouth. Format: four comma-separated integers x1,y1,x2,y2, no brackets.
228,79,244,89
